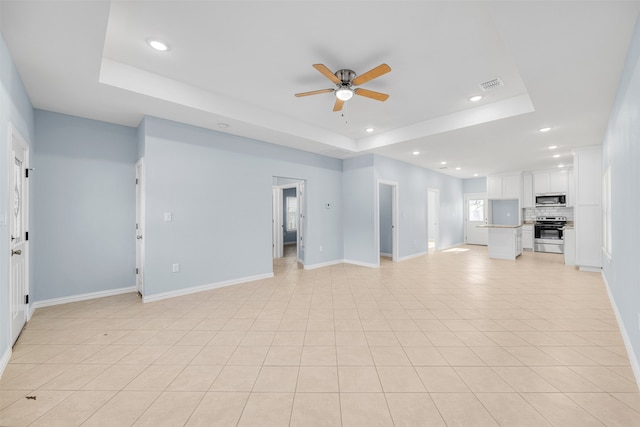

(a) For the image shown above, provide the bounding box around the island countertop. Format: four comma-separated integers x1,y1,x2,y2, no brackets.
476,224,522,229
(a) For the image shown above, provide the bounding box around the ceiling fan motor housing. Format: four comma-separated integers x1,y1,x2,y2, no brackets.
335,69,356,85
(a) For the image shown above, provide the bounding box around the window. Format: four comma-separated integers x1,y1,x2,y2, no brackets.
468,199,484,222
603,165,612,258
286,196,297,231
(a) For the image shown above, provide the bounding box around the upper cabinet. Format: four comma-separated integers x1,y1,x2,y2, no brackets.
523,173,534,208
533,169,568,194
487,172,522,201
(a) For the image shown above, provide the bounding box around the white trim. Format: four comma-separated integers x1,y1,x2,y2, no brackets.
380,253,392,258
344,259,379,268
32,286,136,309
142,273,273,303
579,266,602,273
284,242,297,246
376,180,399,262
303,259,343,270
0,347,11,380
135,158,146,296
427,187,440,251
602,272,640,389
397,251,428,261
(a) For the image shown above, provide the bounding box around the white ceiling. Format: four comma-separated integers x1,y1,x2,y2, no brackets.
2,1,639,178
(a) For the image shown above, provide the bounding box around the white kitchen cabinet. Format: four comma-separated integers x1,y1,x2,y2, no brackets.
564,227,575,265
487,173,522,200
573,147,602,270
522,225,534,250
567,168,575,207
523,173,533,208
534,170,568,194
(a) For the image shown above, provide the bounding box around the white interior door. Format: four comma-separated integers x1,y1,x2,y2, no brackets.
9,125,29,345
465,193,488,245
135,159,145,295
272,186,283,258
427,188,440,251
297,181,305,262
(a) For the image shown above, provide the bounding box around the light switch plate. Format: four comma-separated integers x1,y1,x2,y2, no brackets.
164,212,172,222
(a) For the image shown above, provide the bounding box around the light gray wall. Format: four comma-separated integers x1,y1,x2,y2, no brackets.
0,35,34,363
463,177,487,194
343,155,376,264
374,155,464,255
491,199,519,225
33,110,138,301
379,184,392,255
602,17,640,378
142,116,343,296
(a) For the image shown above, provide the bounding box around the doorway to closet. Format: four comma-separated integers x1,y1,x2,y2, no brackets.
272,177,305,264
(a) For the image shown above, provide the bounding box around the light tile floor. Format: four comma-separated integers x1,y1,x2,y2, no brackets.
2,246,640,426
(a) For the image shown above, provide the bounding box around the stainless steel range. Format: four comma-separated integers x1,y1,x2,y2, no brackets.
534,216,567,253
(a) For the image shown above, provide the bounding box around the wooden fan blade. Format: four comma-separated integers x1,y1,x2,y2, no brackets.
355,88,389,101
333,98,344,112
295,88,334,97
352,63,391,86
313,64,341,84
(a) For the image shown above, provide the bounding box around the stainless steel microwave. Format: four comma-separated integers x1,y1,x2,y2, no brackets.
535,193,566,207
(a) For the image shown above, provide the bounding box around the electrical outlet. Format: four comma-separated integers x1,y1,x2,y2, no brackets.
172,263,179,273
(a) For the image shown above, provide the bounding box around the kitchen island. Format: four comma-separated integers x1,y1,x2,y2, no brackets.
477,224,523,260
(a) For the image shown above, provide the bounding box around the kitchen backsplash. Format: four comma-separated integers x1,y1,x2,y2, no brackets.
523,207,574,221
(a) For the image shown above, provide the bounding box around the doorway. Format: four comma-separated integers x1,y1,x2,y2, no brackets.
272,178,305,264
464,193,488,245
135,159,145,296
9,124,29,346
377,180,398,262
427,188,439,251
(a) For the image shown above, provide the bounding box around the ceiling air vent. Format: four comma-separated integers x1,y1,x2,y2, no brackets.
479,77,504,92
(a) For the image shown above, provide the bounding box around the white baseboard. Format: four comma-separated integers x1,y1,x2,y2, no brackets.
379,253,392,258
284,242,296,246
579,266,602,272
303,259,343,270
397,251,427,261
0,347,12,380
143,273,274,303
32,286,137,310
602,272,640,389
343,259,379,268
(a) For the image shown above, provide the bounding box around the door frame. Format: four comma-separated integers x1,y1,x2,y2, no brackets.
135,159,145,296
376,180,399,262
427,187,440,251
272,181,303,262
8,123,30,346
464,192,488,245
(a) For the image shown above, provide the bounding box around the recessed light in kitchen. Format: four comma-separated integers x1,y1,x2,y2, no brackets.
147,39,169,51
412,151,420,156
469,95,483,102
473,173,479,177
553,154,561,158
455,167,461,170
548,145,558,150
539,127,552,133
440,161,447,165
365,128,375,133
558,164,565,168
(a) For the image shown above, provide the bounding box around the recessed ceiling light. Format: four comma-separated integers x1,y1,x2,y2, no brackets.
469,95,483,102
548,145,558,150
553,154,561,158
539,127,552,133
412,151,420,156
455,167,461,171
473,173,479,177
365,128,375,133
440,161,447,165
217,123,230,129
558,164,565,168
147,39,169,51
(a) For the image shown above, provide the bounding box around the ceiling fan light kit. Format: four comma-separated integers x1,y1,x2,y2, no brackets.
295,63,391,112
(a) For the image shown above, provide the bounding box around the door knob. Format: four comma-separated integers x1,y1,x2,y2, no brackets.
136,235,143,240
11,249,22,256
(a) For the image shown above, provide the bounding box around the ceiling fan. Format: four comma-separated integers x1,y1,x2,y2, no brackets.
295,63,391,112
